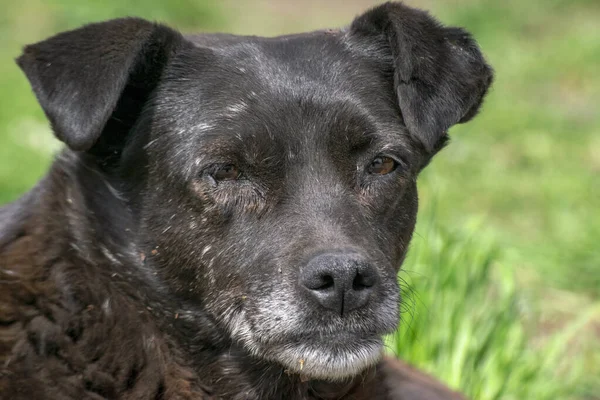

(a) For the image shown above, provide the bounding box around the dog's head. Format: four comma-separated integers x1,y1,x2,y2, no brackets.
17,2,492,381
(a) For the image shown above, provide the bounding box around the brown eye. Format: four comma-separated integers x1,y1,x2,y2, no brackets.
213,164,240,181
368,156,397,175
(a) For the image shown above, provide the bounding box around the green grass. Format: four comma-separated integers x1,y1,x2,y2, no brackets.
1,0,598,398
387,215,598,399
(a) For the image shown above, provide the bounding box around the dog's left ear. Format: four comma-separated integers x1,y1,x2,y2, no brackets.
348,2,494,153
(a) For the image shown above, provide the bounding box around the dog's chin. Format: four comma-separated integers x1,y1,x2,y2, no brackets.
270,337,384,380
247,335,385,381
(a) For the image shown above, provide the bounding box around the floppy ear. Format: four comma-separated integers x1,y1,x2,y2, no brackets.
348,2,494,153
17,18,182,152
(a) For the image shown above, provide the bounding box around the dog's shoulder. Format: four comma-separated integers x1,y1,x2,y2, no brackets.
0,171,212,400
376,357,466,400
0,181,65,397
343,356,466,399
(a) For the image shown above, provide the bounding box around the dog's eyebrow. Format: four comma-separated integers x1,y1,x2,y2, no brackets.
344,125,377,152
327,101,405,149
193,131,244,153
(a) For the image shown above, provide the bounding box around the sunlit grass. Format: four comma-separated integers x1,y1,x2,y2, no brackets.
387,216,597,399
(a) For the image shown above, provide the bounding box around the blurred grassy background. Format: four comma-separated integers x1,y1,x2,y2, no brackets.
1,0,598,398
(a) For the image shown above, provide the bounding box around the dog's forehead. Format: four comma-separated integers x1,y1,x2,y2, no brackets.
170,31,395,107
147,31,410,173
156,32,400,136
186,31,352,79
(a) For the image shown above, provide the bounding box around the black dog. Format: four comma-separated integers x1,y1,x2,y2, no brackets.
0,2,492,399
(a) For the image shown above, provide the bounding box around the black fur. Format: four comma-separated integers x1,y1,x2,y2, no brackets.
1,2,492,399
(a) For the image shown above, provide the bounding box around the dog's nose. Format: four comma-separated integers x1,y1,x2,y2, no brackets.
299,252,379,316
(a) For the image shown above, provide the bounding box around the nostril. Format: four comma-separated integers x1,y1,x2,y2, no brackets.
303,272,335,291
314,274,334,291
352,271,377,291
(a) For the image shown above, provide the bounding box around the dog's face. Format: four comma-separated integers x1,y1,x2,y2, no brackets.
143,35,420,379
17,3,492,381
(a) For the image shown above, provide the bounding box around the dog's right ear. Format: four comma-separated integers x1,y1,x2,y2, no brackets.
17,18,182,152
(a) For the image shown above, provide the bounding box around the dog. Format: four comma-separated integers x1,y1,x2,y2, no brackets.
0,2,493,399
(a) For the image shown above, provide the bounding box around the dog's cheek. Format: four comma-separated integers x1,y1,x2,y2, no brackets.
358,178,418,262
387,183,419,268
141,186,270,316
139,191,221,295
204,224,296,333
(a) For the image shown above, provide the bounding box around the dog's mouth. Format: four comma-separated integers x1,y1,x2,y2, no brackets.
218,274,400,380
262,333,385,380
231,320,389,380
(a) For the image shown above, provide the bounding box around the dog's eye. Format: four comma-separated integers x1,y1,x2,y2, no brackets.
213,164,240,181
367,156,397,175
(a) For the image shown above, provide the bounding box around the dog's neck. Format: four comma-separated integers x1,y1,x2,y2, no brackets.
17,153,378,399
